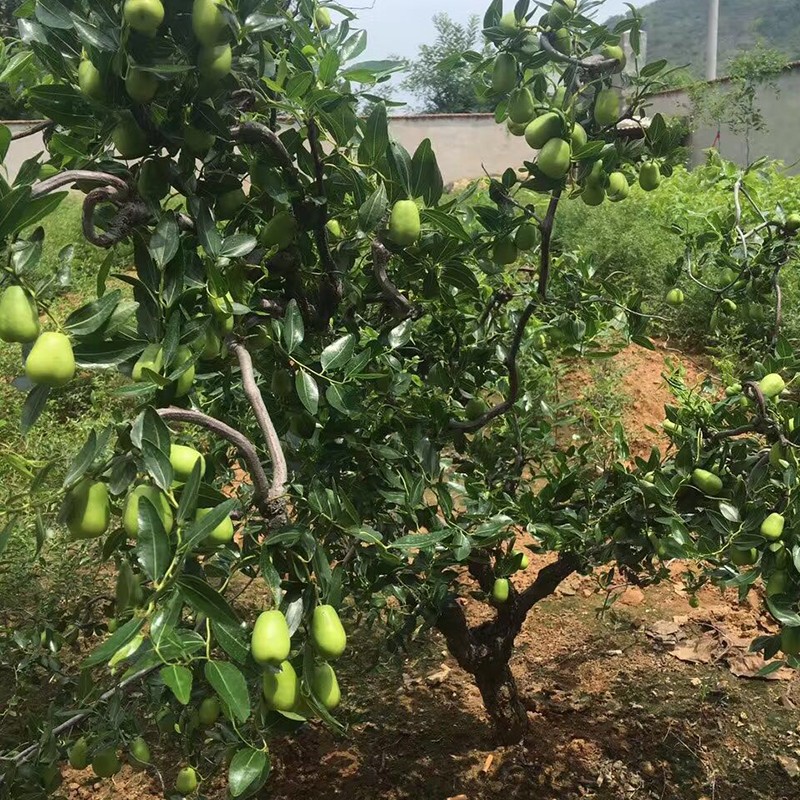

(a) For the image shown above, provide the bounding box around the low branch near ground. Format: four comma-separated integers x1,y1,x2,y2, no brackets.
230,342,288,501
157,407,272,511
372,240,414,316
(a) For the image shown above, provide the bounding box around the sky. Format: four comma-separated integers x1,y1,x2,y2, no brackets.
353,0,642,63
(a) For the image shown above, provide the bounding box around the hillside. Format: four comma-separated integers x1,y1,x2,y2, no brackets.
607,0,800,75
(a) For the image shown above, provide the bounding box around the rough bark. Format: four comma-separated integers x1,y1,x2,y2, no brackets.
474,662,529,745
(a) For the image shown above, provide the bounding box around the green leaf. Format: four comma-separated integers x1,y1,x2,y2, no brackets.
325,383,358,415
148,214,180,268
282,299,304,354
0,519,15,558
341,59,405,82
64,290,121,336
420,209,470,242
176,459,204,526
388,319,413,349
358,183,387,233
0,51,34,84
160,665,193,705
36,0,72,28
62,428,99,489
177,575,238,625
204,660,250,723
21,385,50,434
0,185,33,240
411,139,444,206
228,748,269,798
719,501,740,523
83,617,145,668
211,620,249,665
183,498,237,550
71,14,117,50
320,334,355,372
142,440,174,492
441,261,479,293
390,529,451,550
295,369,319,415
220,234,257,258
136,496,172,582
767,596,800,627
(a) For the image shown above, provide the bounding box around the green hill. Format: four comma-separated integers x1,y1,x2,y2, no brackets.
607,0,800,75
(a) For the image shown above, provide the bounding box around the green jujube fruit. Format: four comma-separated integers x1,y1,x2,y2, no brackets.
729,546,758,566
594,88,619,126
767,570,790,596
91,748,121,779
581,184,605,206
192,0,228,45
491,53,517,94
216,188,246,219
68,737,89,770
326,219,343,238
65,479,110,540
387,200,421,247
200,328,222,360
25,332,75,387
515,223,537,251
492,237,518,265
251,609,291,665
170,444,206,483
310,661,341,710
124,0,164,35
639,163,662,191
183,125,215,156
271,369,294,397
195,507,235,544
781,626,800,656
198,696,220,725
0,285,39,343
665,288,684,307
311,604,347,659
315,7,332,28
761,512,785,540
132,343,163,381
122,485,174,537
198,44,232,82
786,213,800,233
499,10,518,33
551,27,571,54
465,397,488,420
175,766,198,795
260,211,298,249
508,87,536,124
759,373,786,399
492,578,510,603
507,119,527,136
570,122,587,150
173,346,196,397
601,43,626,72
691,468,723,495
537,138,571,179
125,69,158,103
138,158,170,200
524,112,562,150
262,660,300,711
607,171,629,201
128,737,151,770
78,59,104,100
113,117,149,159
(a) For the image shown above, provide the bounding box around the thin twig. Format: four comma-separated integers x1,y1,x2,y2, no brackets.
537,191,562,299
539,34,620,72
230,343,288,501
10,119,52,141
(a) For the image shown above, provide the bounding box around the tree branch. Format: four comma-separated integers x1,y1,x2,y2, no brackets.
539,34,621,72
156,407,272,511
230,342,288,501
435,597,477,672
372,240,414,316
515,552,580,618
537,190,561,299
10,119,52,141
231,122,302,191
30,170,130,199
82,187,150,248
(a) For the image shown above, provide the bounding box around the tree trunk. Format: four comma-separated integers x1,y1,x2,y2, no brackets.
474,661,528,745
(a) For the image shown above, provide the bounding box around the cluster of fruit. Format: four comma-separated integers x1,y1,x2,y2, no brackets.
491,550,530,604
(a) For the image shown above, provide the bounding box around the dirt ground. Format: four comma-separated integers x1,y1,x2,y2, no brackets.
13,343,800,800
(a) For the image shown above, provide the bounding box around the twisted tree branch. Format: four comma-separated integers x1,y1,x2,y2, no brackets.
30,170,129,199
157,407,272,511
230,342,288,501
372,240,413,316
82,187,150,248
231,122,302,191
539,34,621,72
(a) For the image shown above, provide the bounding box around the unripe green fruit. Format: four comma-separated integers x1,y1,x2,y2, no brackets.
491,53,517,94
515,223,538,251
195,507,235,544
767,570,790,596
128,737,151,770
262,660,300,711
251,609,291,665
113,117,149,159
183,125,216,156
175,766,198,795
38,164,58,179
311,604,347,659
601,43,626,72
465,397,489,420
607,171,629,201
570,122,587,150
508,87,536,125
122,485,174,537
68,737,89,770
662,419,682,434
729,546,758,566
137,158,170,200
315,7,332,29
65,479,110,540
691,468,722,495
761,512,785,541
124,0,164,35
759,373,785,399
107,617,118,632
594,88,619,126
492,237,518,265
552,86,567,109
78,59,104,101
200,328,222,360
387,200,421,247
198,44,232,82
0,285,39,343
260,211,298,249
639,162,662,192
537,138,571,179
781,626,800,656
310,661,341,710
91,748,121,779
551,28,571,54
192,0,228,45
770,442,788,470
132,343,164,381
507,119,527,136
720,298,737,314
492,578,510,603
289,413,316,439
499,11,518,33
198,696,221,725
665,288,684,307
524,112,562,150
786,213,800,233
170,444,205,483
250,159,271,190
173,346,195,397
125,69,159,103
581,184,605,206
725,383,742,396
326,219,342,238
25,332,75,387
271,369,294,398
549,0,573,24
216,188,246,219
